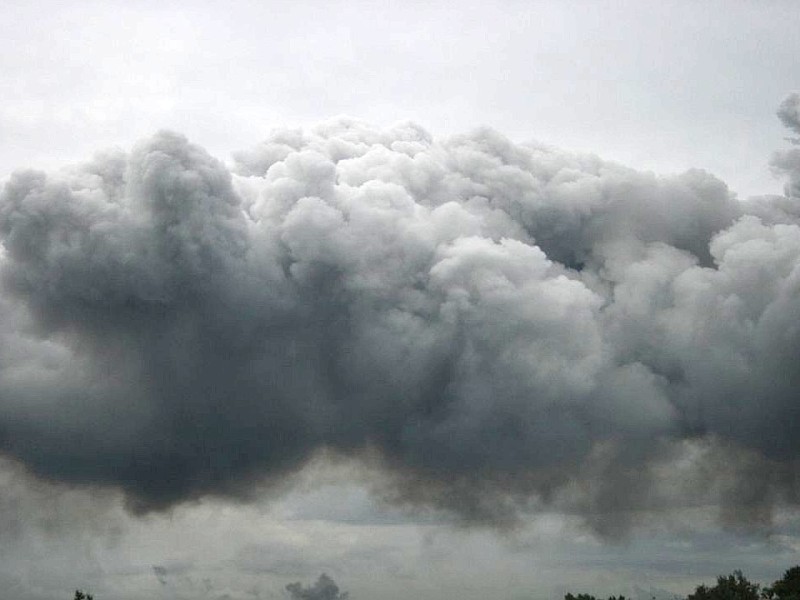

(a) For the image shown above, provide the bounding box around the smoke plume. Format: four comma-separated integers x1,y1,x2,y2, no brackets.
1,97,800,535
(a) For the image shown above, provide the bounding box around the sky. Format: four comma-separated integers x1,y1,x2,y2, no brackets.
1,1,800,599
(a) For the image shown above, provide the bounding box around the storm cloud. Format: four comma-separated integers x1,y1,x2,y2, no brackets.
1,97,799,535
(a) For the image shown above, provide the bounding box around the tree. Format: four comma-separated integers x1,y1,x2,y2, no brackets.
564,593,627,600
286,574,348,600
687,571,760,600
764,566,800,600
74,592,94,600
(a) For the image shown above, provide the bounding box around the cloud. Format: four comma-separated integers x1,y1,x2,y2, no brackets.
153,565,168,586
1,98,800,536
777,94,800,139
773,94,800,198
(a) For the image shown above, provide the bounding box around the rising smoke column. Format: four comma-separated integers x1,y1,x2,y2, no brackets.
0,98,799,534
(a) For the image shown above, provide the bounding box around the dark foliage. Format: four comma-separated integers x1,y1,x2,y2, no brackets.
686,571,761,600
565,593,627,600
564,569,800,600
764,567,800,600
286,574,349,600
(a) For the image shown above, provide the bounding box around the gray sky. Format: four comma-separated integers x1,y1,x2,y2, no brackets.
2,1,800,599
1,0,797,196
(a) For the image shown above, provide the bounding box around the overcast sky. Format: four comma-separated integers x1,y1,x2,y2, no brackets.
2,0,798,196
2,1,800,599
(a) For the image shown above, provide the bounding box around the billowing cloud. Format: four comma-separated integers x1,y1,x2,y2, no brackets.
1,97,800,536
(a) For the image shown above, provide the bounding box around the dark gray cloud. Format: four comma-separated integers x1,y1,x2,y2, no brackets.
778,94,800,138
1,98,800,536
774,94,800,197
153,565,168,586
